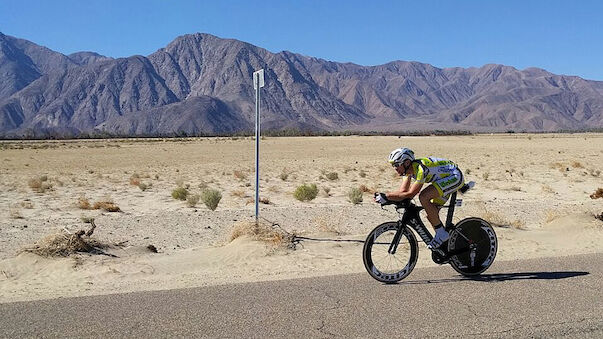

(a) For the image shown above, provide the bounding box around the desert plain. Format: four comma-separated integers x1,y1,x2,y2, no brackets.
0,134,602,303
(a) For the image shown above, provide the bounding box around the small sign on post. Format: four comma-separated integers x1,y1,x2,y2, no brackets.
253,69,265,89
253,69,265,222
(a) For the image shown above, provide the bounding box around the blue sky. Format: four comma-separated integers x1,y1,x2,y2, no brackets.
1,0,602,80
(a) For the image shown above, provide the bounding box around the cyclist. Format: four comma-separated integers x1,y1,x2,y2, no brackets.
374,148,465,249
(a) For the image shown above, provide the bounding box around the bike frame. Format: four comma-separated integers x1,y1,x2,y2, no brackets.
388,192,459,255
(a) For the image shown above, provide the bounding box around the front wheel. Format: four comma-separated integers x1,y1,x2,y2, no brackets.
363,222,418,283
448,217,498,276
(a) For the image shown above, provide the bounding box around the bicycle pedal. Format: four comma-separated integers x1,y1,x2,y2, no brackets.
431,250,449,265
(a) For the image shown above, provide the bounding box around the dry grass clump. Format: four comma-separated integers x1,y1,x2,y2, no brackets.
137,182,151,191
172,186,189,200
541,185,555,194
549,162,568,173
20,226,108,257
77,197,92,210
590,188,603,199
482,172,490,181
544,209,563,223
9,205,23,219
325,172,339,181
186,194,200,207
231,189,248,198
279,168,292,181
294,183,318,201
93,200,121,212
359,184,374,194
259,197,271,205
129,173,141,186
20,200,34,209
230,220,294,248
571,161,584,168
482,207,525,229
588,169,601,177
28,176,53,193
233,170,247,180
201,189,222,210
347,187,363,204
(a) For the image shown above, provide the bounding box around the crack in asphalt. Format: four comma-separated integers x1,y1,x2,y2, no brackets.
316,319,337,338
307,286,344,337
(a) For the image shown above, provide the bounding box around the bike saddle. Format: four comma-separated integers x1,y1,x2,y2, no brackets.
459,181,476,194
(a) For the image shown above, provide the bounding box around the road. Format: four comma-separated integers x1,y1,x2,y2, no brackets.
1,253,602,338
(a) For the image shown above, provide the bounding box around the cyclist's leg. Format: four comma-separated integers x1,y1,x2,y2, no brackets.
419,185,443,228
422,170,464,248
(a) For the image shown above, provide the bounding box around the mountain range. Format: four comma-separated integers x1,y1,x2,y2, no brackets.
1,31,602,137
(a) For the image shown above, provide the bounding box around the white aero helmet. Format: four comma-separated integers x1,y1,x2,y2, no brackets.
388,147,415,167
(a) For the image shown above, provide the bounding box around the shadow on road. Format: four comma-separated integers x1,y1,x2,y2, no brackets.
400,271,589,285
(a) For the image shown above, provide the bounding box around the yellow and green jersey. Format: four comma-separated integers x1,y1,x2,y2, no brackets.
410,157,459,184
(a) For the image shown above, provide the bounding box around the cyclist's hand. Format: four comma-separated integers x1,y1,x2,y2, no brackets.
374,192,388,205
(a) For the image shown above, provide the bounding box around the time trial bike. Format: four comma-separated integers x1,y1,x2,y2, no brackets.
363,182,497,283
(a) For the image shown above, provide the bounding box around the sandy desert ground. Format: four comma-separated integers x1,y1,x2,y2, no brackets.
0,134,602,303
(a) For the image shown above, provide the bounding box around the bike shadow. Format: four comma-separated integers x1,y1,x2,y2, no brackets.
399,271,589,285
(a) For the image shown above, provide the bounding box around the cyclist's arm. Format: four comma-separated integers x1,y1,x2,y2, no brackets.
386,181,423,201
398,176,411,192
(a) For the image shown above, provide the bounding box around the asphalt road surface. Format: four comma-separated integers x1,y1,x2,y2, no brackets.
1,253,602,338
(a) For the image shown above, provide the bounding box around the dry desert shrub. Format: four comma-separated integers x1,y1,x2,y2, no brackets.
175,179,190,189
172,186,189,200
259,197,271,205
541,185,555,194
77,197,91,210
325,172,339,181
279,168,290,181
201,189,222,210
481,207,525,229
28,176,53,193
294,183,318,201
230,219,294,248
359,184,374,194
347,187,363,204
571,161,584,168
20,228,108,257
589,169,601,177
9,205,23,219
137,182,151,191
544,209,563,223
186,194,200,207
231,189,248,198
233,170,247,180
549,162,568,173
482,172,490,181
313,215,342,235
591,188,603,199
93,200,121,212
129,173,140,186
20,200,34,209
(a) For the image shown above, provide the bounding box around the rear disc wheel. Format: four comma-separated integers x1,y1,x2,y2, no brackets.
448,217,497,276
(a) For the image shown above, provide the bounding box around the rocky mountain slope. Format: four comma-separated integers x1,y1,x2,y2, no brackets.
1,31,601,137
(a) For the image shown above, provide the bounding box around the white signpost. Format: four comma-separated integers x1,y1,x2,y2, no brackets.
253,69,265,221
